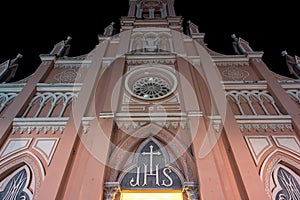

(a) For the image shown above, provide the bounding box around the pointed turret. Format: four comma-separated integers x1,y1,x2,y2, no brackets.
0,54,22,83
50,36,72,57
231,34,254,55
282,50,300,79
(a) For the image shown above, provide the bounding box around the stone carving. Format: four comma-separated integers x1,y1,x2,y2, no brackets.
103,182,119,200
22,92,78,118
273,167,300,200
120,138,183,190
227,90,282,115
54,69,81,83
0,93,18,113
222,66,250,81
239,124,293,132
184,182,200,200
287,90,300,104
0,166,33,200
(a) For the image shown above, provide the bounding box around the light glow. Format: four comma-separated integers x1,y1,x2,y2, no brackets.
121,192,183,200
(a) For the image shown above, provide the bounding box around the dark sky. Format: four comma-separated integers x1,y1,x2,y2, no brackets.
1,0,299,81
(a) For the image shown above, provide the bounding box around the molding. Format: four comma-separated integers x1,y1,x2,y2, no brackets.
12,117,68,134
244,135,273,165
272,135,300,156
54,59,91,68
0,87,23,92
32,138,60,166
278,80,300,84
99,113,114,119
221,80,267,84
0,138,33,161
115,120,187,130
239,124,293,132
282,84,300,89
36,85,82,92
39,54,56,61
187,111,203,117
0,151,46,181
212,55,249,63
235,115,292,120
115,112,187,117
224,84,267,90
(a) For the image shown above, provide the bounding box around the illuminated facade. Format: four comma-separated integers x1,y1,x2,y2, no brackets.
0,0,300,199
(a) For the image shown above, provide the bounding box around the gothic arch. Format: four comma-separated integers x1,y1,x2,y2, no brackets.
0,155,44,200
260,151,300,199
117,137,186,186
106,122,197,183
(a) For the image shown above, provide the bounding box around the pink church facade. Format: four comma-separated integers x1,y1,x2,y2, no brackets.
0,1,299,199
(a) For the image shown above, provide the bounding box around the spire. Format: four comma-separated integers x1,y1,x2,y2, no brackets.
231,34,253,55
50,36,72,57
282,50,300,79
0,54,22,83
127,0,176,19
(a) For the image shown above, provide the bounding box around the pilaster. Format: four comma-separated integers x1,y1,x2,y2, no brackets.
0,55,55,146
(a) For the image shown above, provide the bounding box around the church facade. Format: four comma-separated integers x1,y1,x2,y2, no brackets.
0,0,300,199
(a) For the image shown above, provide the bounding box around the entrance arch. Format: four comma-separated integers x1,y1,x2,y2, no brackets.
103,123,200,200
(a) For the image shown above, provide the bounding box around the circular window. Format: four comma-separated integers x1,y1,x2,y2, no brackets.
125,67,177,100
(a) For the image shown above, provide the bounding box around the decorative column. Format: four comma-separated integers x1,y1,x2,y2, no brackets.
104,182,120,200
128,0,137,17
136,4,142,18
166,0,176,16
184,182,200,200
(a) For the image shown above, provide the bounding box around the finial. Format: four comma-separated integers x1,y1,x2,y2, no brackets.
231,34,237,39
281,50,288,57
187,20,191,24
16,53,23,59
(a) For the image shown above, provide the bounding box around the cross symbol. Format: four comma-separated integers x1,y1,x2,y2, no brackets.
142,145,161,173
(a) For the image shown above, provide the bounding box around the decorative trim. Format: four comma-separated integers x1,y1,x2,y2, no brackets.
116,120,187,130
262,155,300,199
260,150,300,181
0,151,46,181
184,182,200,200
224,84,267,90
32,138,60,166
0,138,33,161
54,59,91,68
0,92,18,113
0,165,33,200
103,182,120,200
222,66,250,81
81,117,96,134
0,156,44,199
227,90,282,116
287,90,300,103
12,118,68,134
239,124,293,132
126,59,176,65
244,136,273,165
271,164,300,200
54,69,81,83
272,135,300,156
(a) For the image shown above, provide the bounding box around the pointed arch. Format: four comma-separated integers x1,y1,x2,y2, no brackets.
271,164,300,200
106,123,197,183
0,165,33,200
0,154,44,200
260,150,300,199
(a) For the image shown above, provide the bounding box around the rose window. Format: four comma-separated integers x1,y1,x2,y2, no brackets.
133,77,171,99
125,66,177,100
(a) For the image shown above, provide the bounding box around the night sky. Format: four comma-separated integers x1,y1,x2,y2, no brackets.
1,0,299,82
